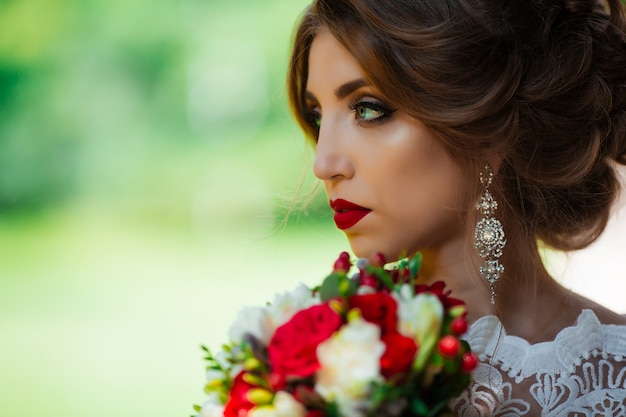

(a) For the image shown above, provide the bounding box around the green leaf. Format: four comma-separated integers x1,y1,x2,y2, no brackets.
368,381,393,408
201,345,213,361
320,273,342,302
410,398,429,416
368,266,395,290
339,275,358,297
397,258,408,270
408,252,423,278
414,332,438,372
325,401,341,417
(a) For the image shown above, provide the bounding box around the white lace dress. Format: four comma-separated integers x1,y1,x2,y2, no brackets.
451,309,626,416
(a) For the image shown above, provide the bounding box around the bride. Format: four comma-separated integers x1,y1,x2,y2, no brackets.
287,0,626,414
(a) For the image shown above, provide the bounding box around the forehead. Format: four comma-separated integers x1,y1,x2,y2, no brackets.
307,28,366,95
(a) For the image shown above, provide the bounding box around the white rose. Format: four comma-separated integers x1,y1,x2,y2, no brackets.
266,284,319,330
315,315,385,417
228,306,273,345
393,286,445,371
248,392,306,417
228,285,319,346
393,285,443,344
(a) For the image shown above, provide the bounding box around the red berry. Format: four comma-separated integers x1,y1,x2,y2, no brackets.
360,274,378,288
451,317,468,335
333,252,352,272
461,352,478,373
371,252,386,267
438,335,460,358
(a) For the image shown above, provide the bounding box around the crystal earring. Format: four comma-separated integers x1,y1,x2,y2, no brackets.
474,164,506,304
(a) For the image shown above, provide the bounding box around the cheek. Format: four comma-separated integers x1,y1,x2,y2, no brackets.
379,143,465,225
375,122,452,179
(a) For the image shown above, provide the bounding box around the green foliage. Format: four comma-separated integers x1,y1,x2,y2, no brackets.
325,401,341,417
319,272,358,302
0,0,313,217
365,265,396,290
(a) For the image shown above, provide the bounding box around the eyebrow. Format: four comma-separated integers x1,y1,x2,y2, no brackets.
305,78,369,102
335,79,368,99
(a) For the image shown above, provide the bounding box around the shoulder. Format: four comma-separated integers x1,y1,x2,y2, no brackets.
457,308,626,416
519,286,626,343
466,308,626,380
567,291,626,326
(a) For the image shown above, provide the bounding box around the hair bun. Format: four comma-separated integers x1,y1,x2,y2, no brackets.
611,115,626,165
290,0,626,251
559,0,626,167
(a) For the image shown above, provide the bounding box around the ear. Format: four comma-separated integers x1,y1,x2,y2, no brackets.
486,152,504,175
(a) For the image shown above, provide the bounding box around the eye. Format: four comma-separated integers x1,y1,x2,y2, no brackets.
349,98,396,125
355,104,384,121
303,107,322,135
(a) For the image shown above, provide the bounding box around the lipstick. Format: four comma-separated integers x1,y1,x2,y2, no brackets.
330,199,372,230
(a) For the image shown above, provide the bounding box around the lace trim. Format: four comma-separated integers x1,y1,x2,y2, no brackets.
466,309,626,383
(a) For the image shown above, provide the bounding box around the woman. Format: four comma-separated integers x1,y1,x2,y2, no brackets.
288,0,626,414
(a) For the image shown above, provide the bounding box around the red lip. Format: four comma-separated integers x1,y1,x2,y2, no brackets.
330,199,372,230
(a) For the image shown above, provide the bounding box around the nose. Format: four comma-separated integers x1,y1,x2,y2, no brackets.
312,119,355,181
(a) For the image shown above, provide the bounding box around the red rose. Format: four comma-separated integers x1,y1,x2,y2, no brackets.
349,292,398,336
380,331,418,379
223,371,257,417
414,281,464,308
268,304,343,380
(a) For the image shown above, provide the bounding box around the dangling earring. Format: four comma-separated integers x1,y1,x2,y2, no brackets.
474,164,506,305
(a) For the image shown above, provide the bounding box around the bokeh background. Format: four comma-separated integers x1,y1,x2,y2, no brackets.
0,1,624,417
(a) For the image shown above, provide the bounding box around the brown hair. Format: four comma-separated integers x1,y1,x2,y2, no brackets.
288,0,626,255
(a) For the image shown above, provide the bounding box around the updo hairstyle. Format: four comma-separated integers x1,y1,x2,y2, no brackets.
288,0,626,252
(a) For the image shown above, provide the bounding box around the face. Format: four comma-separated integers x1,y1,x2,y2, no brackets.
305,29,468,261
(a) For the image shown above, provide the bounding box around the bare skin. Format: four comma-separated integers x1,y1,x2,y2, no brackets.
306,28,626,340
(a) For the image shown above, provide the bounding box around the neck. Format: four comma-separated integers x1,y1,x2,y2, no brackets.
416,235,495,324
415,231,565,340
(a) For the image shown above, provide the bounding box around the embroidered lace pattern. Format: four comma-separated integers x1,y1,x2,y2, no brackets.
451,310,626,416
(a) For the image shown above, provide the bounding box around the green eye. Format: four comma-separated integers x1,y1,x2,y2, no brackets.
356,105,384,121
350,99,395,125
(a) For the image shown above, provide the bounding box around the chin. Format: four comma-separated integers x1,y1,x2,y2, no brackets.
348,237,413,263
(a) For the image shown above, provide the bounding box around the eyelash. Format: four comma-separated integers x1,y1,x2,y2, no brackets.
304,108,322,134
302,97,396,138
348,97,396,126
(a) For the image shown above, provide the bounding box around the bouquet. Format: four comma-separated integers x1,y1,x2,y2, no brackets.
193,252,477,417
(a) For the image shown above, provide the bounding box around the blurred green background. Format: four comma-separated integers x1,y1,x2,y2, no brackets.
1,1,625,417
0,1,348,416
